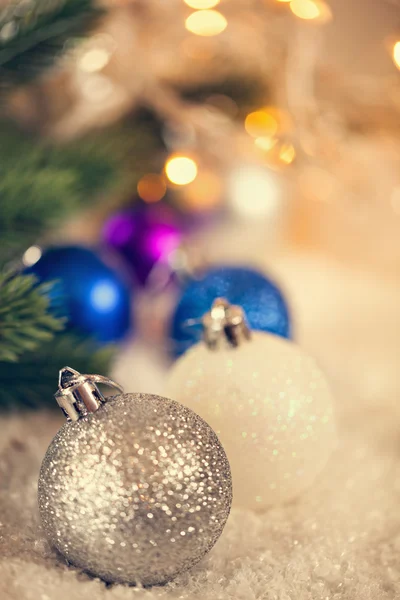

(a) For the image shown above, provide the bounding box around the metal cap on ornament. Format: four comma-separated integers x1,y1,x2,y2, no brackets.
55,366,124,421
202,298,251,350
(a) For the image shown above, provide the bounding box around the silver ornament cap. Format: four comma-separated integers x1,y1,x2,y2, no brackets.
55,366,124,421
202,298,251,350
38,368,232,586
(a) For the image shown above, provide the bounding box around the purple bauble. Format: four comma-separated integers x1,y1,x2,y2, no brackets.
102,205,182,286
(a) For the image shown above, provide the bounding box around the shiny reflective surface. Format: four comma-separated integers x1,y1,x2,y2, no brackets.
38,393,232,586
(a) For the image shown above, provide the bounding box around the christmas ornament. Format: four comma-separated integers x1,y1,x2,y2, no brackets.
102,204,182,286
38,367,232,586
170,265,291,356
25,245,131,343
167,299,336,510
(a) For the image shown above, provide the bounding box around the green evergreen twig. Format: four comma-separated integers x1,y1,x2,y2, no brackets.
0,271,64,362
0,0,103,85
0,120,119,263
0,331,115,408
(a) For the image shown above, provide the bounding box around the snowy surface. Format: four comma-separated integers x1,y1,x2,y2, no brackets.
1,250,400,600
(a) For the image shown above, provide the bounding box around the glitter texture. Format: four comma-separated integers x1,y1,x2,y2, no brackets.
167,332,337,510
170,266,291,357
38,393,232,586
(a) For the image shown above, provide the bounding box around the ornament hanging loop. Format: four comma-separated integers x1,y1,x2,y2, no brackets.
55,367,124,422
202,298,251,350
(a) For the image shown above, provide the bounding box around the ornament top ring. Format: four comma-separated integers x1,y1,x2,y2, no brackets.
55,366,124,421
202,298,251,349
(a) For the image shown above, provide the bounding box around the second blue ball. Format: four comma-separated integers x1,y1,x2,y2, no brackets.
170,266,291,357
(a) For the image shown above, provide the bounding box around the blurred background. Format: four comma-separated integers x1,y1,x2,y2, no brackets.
1,2,400,597
1,0,399,410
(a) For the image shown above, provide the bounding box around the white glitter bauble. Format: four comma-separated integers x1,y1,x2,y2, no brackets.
38,393,232,586
167,332,337,510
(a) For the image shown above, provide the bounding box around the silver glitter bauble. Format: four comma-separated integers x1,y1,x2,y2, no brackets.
38,389,232,586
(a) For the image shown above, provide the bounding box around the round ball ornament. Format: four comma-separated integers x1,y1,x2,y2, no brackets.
102,205,182,287
25,245,132,343
38,367,232,586
170,265,291,357
167,299,337,510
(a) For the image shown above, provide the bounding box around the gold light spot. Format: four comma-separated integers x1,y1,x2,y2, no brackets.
290,0,332,22
184,0,220,8
185,10,228,37
255,136,278,152
165,155,198,186
79,48,111,73
393,41,400,70
22,245,42,267
137,174,166,203
279,142,296,165
245,110,278,139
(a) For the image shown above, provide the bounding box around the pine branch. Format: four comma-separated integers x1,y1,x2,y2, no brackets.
0,112,165,264
0,271,64,362
0,331,115,408
0,0,103,85
0,120,119,263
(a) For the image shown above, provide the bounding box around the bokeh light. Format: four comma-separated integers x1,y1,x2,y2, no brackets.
290,0,332,22
255,137,278,152
393,41,400,70
78,48,111,73
165,155,198,186
245,110,278,139
184,0,220,8
229,165,281,219
22,245,42,267
185,10,228,37
279,142,296,165
137,174,166,203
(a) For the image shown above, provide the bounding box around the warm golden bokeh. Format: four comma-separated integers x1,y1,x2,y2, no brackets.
255,137,278,152
137,174,167,203
165,155,198,185
290,0,332,22
183,0,220,8
393,41,400,70
278,142,296,165
78,48,111,73
245,110,278,139
185,10,228,37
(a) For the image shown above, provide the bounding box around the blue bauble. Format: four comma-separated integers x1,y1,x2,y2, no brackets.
26,246,132,343
170,266,291,357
